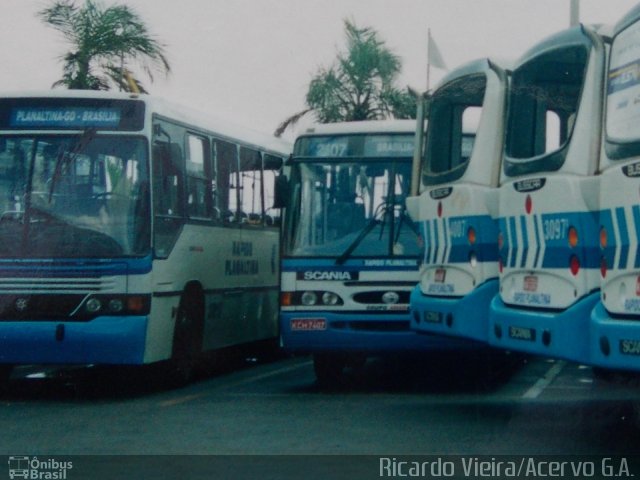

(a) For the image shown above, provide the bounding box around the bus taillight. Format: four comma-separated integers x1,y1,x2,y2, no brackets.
569,255,580,276
498,232,504,250
127,296,147,314
499,257,504,273
467,226,476,245
568,226,578,248
600,227,608,249
281,292,293,307
600,257,607,278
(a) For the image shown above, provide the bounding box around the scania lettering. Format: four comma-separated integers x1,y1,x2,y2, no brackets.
299,271,355,281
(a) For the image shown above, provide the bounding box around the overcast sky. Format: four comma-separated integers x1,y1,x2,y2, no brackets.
1,0,639,141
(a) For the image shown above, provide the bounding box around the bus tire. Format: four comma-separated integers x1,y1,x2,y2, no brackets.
0,364,12,391
167,285,205,387
313,353,346,387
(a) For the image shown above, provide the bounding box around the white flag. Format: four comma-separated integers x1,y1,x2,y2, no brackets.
428,31,447,70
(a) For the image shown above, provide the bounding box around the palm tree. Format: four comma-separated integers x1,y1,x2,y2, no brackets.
39,0,170,92
275,19,415,137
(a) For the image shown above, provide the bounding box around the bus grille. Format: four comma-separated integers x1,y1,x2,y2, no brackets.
0,277,118,294
0,277,120,321
352,290,411,305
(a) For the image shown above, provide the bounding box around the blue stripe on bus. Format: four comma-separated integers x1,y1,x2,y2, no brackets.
520,215,529,268
616,207,630,270
0,256,152,277
423,220,431,265
433,220,440,265
533,214,541,269
421,214,499,265
599,209,616,271
633,205,640,269
509,216,518,268
281,259,418,271
503,211,601,271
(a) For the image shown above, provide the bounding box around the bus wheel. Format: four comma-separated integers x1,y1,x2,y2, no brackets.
313,353,346,387
0,364,12,391
167,286,205,387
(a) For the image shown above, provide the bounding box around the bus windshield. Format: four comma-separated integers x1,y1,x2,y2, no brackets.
0,134,149,258
285,159,419,259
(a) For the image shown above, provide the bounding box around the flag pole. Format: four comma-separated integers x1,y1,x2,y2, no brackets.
570,0,579,26
427,28,431,92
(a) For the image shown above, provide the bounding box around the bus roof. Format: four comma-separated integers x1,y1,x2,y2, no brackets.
0,90,291,157
300,119,416,137
433,58,511,92
514,25,603,70
614,2,640,35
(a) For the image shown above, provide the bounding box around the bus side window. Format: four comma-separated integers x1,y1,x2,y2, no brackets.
152,142,184,217
263,154,284,226
152,142,184,258
213,140,238,224
185,133,210,219
239,147,262,224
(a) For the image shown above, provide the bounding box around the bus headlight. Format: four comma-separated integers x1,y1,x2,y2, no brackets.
108,299,124,313
322,292,339,305
85,298,102,313
301,291,318,306
77,294,151,318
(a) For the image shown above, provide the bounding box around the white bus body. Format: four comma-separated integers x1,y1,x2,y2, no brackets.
488,26,608,363
591,5,640,370
406,58,508,343
0,91,290,381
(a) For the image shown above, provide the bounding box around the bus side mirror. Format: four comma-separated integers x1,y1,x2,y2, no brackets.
272,174,289,209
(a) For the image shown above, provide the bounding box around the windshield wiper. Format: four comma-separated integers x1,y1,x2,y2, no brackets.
335,215,383,265
335,202,390,265
48,128,96,202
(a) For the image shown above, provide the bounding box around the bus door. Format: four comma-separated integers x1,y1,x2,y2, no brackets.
591,5,640,370
488,26,607,363
406,59,507,342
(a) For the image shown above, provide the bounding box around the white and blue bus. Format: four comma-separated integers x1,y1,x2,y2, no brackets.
591,5,640,370
405,58,508,343
278,120,464,383
488,25,608,363
0,91,290,383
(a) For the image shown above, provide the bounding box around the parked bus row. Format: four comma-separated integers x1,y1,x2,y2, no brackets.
406,3,640,375
5,3,640,390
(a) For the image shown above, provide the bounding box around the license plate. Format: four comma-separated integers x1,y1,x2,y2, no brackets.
423,311,442,323
509,325,536,342
620,339,640,356
290,318,327,331
434,268,446,283
523,275,538,292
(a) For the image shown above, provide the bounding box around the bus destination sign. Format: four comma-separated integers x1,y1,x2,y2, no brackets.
298,134,414,158
363,135,414,157
10,107,122,128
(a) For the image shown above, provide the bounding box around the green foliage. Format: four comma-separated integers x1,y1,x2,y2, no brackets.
275,19,415,136
39,0,170,91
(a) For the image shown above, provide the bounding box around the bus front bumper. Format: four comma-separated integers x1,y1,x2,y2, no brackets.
590,302,640,372
409,279,497,343
488,292,599,364
279,310,474,354
0,316,148,365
